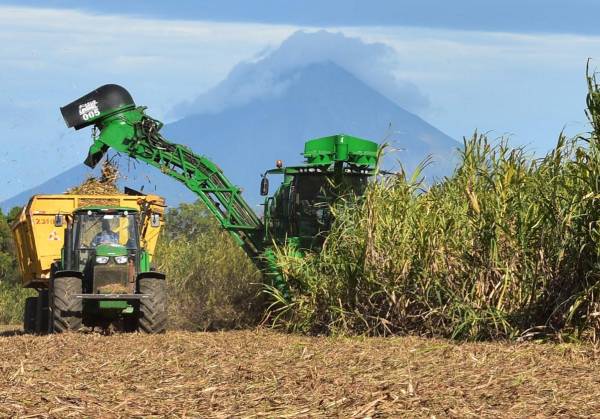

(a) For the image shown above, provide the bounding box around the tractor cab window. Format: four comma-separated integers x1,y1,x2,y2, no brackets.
75,212,139,250
72,211,139,274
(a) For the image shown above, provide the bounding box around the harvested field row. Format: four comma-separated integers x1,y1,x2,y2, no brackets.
0,329,599,417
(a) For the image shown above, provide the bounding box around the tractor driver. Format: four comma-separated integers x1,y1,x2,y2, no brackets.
91,219,119,247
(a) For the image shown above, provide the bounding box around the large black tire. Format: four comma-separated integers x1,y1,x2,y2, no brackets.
51,277,83,333
23,297,37,334
35,290,50,335
121,315,139,333
138,277,167,334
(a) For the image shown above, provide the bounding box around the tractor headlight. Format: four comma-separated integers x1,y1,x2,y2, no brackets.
114,255,128,264
95,256,109,264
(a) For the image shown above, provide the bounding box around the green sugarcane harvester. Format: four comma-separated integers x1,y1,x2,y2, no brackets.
61,84,379,289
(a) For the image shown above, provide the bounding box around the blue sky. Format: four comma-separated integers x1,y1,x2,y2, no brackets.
0,1,599,199
5,0,600,35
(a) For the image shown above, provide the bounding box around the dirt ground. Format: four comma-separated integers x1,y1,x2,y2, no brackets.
1,328,599,418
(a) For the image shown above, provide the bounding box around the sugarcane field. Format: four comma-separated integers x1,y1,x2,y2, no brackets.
2,2,600,417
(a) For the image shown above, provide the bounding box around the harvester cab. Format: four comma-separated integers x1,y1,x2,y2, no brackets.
261,135,378,248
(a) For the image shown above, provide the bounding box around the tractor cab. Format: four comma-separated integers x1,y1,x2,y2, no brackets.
68,206,141,294
262,134,378,248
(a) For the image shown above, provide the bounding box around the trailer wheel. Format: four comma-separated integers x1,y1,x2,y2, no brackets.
138,277,167,334
36,290,50,335
51,277,82,333
23,297,37,334
122,314,139,333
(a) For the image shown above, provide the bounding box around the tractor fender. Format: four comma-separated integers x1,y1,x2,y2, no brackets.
53,270,84,280
137,271,166,281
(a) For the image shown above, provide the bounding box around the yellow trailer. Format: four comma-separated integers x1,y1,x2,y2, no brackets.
12,193,168,334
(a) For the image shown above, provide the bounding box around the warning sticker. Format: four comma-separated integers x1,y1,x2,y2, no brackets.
48,230,61,241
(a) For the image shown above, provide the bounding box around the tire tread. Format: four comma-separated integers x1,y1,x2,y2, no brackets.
138,277,167,334
52,277,82,333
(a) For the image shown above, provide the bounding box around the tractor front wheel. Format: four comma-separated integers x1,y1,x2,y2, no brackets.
138,277,167,334
51,277,83,333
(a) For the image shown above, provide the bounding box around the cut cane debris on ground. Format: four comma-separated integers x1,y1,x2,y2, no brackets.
0,328,599,417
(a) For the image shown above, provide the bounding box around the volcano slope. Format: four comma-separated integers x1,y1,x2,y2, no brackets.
0,328,599,417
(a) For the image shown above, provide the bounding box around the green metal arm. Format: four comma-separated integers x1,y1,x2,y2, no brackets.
85,107,264,259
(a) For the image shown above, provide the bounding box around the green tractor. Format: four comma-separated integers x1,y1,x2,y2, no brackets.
16,196,167,334
61,84,379,291
52,206,166,333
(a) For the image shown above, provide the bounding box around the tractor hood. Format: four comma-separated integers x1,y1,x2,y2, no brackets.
95,243,128,257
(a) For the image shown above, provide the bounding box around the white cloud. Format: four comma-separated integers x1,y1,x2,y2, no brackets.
0,6,300,109
172,30,430,117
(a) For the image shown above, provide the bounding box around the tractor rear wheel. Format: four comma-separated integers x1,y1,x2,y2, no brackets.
23,297,37,334
139,277,167,334
51,277,83,333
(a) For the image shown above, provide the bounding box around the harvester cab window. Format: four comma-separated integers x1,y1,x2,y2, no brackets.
292,173,370,238
342,174,369,196
296,173,368,206
295,175,331,236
